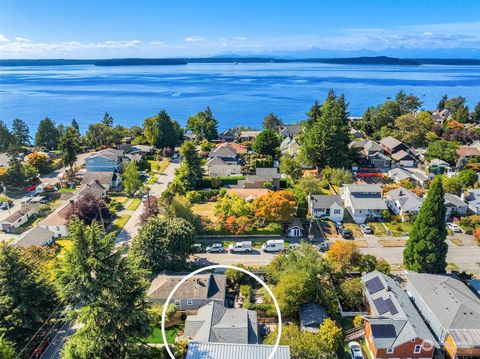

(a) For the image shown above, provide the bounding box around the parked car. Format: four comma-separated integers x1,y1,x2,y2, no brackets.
24,184,37,192
317,241,330,252
446,222,462,233
334,221,344,231
348,342,364,359
339,227,353,239
193,243,203,253
288,243,301,251
228,241,252,253
360,224,373,234
0,200,13,210
206,243,224,253
20,196,33,204
262,239,284,252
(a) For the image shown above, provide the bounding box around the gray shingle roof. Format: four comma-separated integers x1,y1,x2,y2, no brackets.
386,187,423,212
406,273,480,332
362,271,438,349
343,184,383,193
392,150,414,161
14,226,54,247
209,146,237,158
309,195,342,209
184,302,258,344
380,136,403,150
186,342,291,359
444,193,467,208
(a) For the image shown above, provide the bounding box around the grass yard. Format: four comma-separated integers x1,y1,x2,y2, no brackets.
58,187,76,193
192,202,217,223
146,324,184,344
369,222,388,237
344,223,363,237
385,221,413,236
146,176,157,185
319,220,338,237
109,214,131,236
378,239,407,247
110,196,128,203
126,198,142,211
157,160,170,174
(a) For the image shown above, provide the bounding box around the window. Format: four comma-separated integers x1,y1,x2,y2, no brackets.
174,300,181,306
414,345,421,354
186,299,193,305
387,348,394,354
334,209,341,214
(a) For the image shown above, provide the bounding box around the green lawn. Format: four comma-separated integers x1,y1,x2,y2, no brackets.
126,198,142,211
369,222,387,236
110,196,128,203
344,223,362,237
145,324,184,344
109,214,131,236
58,187,76,193
146,176,157,185
157,160,170,174
385,221,413,236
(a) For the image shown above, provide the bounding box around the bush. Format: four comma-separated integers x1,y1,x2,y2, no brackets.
38,204,51,212
353,315,364,328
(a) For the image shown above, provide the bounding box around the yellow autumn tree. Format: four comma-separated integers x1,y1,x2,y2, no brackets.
252,190,297,222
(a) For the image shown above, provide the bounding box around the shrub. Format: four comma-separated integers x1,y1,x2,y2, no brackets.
353,315,364,328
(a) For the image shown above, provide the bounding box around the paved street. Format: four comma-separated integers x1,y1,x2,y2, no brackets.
40,321,75,359
116,159,180,243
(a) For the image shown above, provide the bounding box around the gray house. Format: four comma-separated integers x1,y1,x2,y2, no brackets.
237,167,281,190
307,195,344,222
184,301,258,344
406,272,480,358
84,148,125,172
208,146,238,164
186,342,291,359
444,193,468,219
14,226,55,247
341,184,387,223
385,187,423,221
147,273,226,311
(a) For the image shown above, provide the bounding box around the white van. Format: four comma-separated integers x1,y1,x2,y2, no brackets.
262,239,284,252
228,241,252,253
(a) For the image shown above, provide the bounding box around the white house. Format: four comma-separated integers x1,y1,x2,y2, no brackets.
280,136,301,157
463,189,480,215
84,148,125,172
0,204,38,233
385,187,423,221
388,167,431,187
444,193,468,219
391,150,416,167
340,184,387,223
287,218,304,237
307,195,344,222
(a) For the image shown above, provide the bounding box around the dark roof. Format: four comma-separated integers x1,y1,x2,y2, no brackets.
81,172,114,186
380,136,403,150
14,226,54,247
2,204,37,224
309,195,342,209
299,303,327,332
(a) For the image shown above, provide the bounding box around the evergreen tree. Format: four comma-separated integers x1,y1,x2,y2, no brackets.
143,110,178,149
59,127,81,177
253,129,281,157
35,117,60,150
57,219,152,358
71,118,80,133
11,118,31,146
403,176,448,273
0,120,14,152
437,94,448,110
301,91,350,169
305,100,321,128
186,107,218,141
471,101,480,123
262,113,283,130
0,243,57,348
172,140,204,192
102,112,114,127
131,216,196,274
123,161,142,195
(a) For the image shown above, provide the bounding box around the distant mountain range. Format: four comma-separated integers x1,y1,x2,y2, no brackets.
1,56,480,67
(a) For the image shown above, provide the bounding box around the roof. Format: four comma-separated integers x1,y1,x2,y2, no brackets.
380,136,403,150
444,193,467,208
368,151,390,161
349,139,368,149
407,273,480,332
246,167,281,182
280,124,301,137
14,226,54,247
386,187,423,212
208,165,242,177
207,157,227,166
148,273,226,302
343,184,383,193
226,188,272,201
129,144,154,153
39,201,73,226
186,342,291,359
309,194,342,209
389,168,429,183
76,181,106,199
184,301,258,344
217,142,247,155
86,148,124,161
364,140,384,153
392,150,415,161
240,131,261,138
429,158,451,167
81,172,114,186
0,153,11,167
362,271,438,349
457,146,480,157
299,303,327,332
209,146,237,159
2,204,37,224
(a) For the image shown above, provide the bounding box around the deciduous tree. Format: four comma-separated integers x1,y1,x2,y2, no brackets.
326,241,361,273
252,190,297,222
318,318,343,352
280,154,303,182
123,161,142,195
426,140,459,164
458,169,478,187
403,176,448,273
65,192,110,225
26,151,51,174
186,107,218,141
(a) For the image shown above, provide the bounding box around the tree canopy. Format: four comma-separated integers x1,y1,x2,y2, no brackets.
59,127,81,175
186,107,218,141
35,117,60,150
252,190,297,222
123,161,142,196
253,129,281,157
262,113,283,130
169,140,204,193
144,110,181,149
12,119,31,146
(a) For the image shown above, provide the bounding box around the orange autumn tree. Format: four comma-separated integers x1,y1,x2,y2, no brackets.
225,215,252,235
326,241,361,273
252,190,297,222
26,152,51,174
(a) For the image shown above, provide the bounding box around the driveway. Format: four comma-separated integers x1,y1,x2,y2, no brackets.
116,160,180,243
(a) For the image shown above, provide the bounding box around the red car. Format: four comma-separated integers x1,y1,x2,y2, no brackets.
24,184,37,192
30,338,49,358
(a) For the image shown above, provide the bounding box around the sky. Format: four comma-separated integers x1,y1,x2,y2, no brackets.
1,0,480,58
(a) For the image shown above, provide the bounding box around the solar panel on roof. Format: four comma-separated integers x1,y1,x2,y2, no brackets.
365,277,385,294
373,297,389,314
384,298,398,315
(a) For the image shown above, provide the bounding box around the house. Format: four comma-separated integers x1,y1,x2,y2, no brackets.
81,171,121,190
147,273,226,310
362,271,438,359
38,181,106,237
184,301,258,344
1,204,38,233
350,128,364,139
208,146,238,164
217,142,248,155
429,158,452,174
385,187,423,220
364,141,385,156
128,144,154,155
186,342,291,359
207,163,242,177
456,146,480,159
391,150,416,167
237,168,281,190
219,128,238,142
226,188,271,202
307,195,344,222
84,148,125,172
463,189,480,214
341,184,387,223
368,152,391,170
388,168,430,187
444,193,468,218
286,218,304,237
406,272,480,358
299,303,327,333
350,140,391,169
239,130,261,142
380,136,408,155
14,226,55,247
280,124,301,138
0,153,11,168
280,136,301,157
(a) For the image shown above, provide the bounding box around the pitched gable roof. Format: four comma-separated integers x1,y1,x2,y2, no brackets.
309,195,342,209
386,187,423,212
380,136,403,150
14,226,54,247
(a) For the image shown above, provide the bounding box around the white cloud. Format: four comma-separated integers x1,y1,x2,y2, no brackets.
0,34,10,42
184,36,205,43
233,36,247,41
14,37,31,43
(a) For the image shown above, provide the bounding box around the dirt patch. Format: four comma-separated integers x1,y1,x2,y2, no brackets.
379,239,407,247
449,238,464,246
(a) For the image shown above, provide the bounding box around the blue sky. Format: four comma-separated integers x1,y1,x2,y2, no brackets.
1,0,479,58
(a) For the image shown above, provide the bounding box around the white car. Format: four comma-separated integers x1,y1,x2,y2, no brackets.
317,241,330,252
446,222,462,233
360,224,373,234
228,241,252,253
348,342,364,359
206,243,224,253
